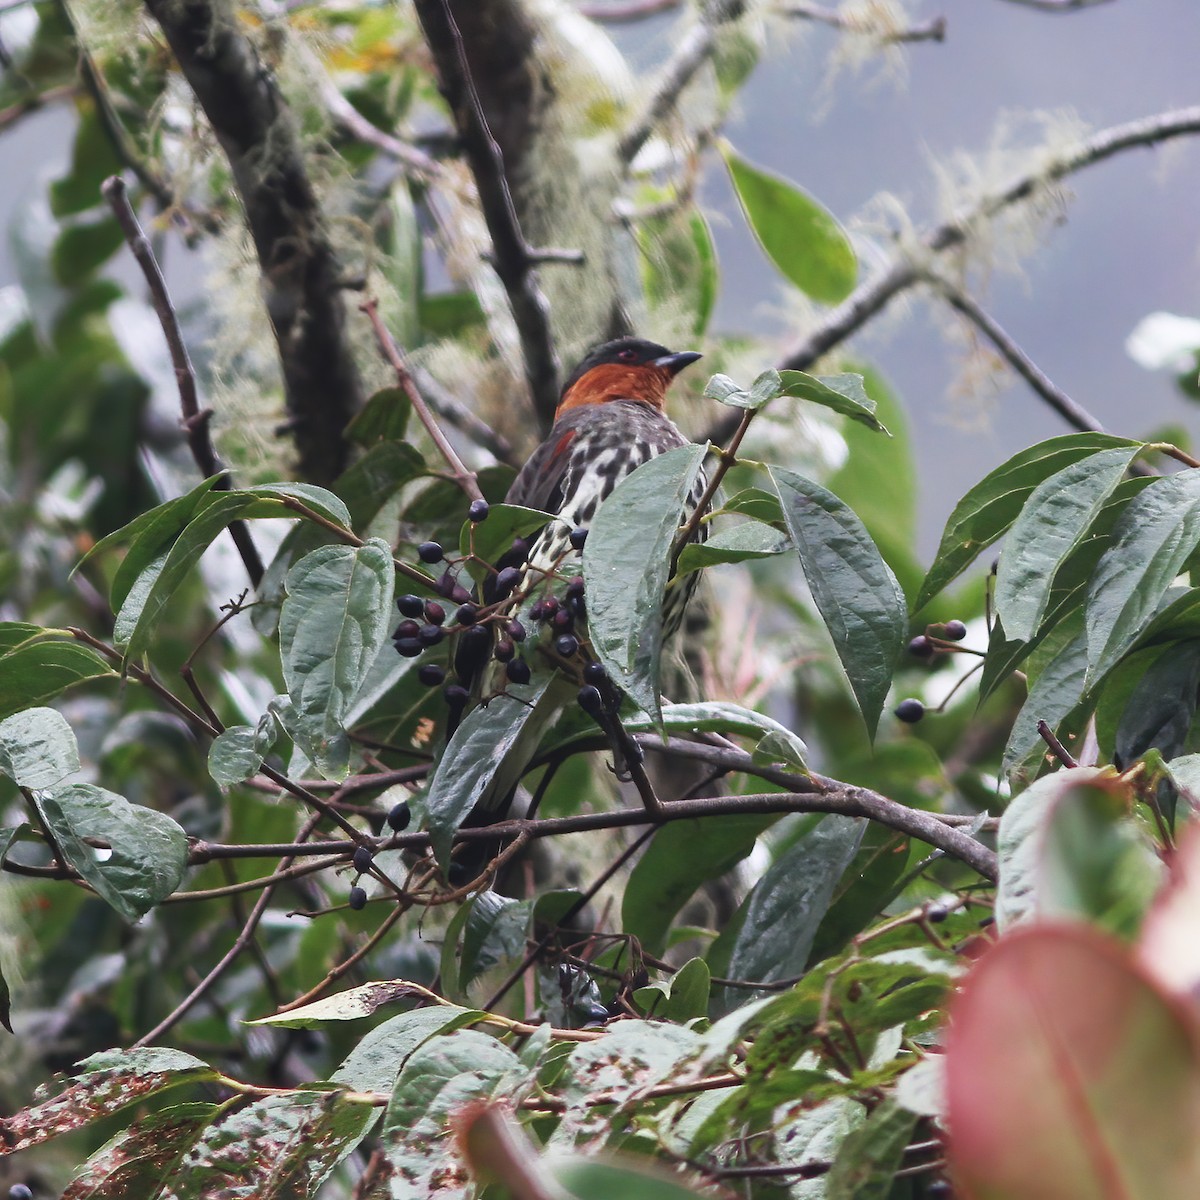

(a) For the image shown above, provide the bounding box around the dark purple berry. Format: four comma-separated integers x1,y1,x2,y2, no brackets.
455,602,479,626
577,685,604,716
895,698,925,724
451,584,473,605
506,659,531,685
555,633,579,658
393,619,420,641
943,619,968,641
387,801,412,832
9,1186,33,1200
353,845,373,874
418,624,445,647
455,625,492,677
569,527,588,550
507,618,526,642
583,661,608,686
435,571,456,598
493,566,522,598
397,594,424,618
443,683,470,709
540,595,560,619
348,885,368,911
510,537,530,561
418,664,446,686
395,637,423,658
908,635,934,659
418,541,444,564
468,498,490,523
494,638,515,663
424,601,446,625
552,607,574,632
566,575,585,597
529,600,546,622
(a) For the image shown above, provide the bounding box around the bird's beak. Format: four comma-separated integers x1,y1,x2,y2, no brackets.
653,350,703,376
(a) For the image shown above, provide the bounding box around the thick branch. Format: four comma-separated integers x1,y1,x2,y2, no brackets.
143,0,364,485
411,0,561,426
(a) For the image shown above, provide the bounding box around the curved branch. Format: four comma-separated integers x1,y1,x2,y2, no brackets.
143,0,364,485
705,105,1200,445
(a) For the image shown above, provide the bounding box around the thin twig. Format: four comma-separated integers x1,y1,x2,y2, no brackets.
412,0,561,425
674,407,755,570
998,0,1113,9
618,21,714,165
706,106,1200,445
101,176,264,586
360,297,484,503
779,2,946,42
0,81,76,133
935,282,1104,434
483,827,657,1011
579,0,681,19
1036,719,1078,768
134,812,323,1046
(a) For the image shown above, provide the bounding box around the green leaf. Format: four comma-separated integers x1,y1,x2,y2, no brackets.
52,216,125,286
718,486,785,526
249,980,466,1027
769,466,907,737
627,701,809,767
207,714,278,788
424,676,555,866
978,476,1155,702
623,814,775,957
637,207,719,339
1003,626,1090,789
807,826,910,967
1115,642,1200,767
1086,467,1200,685
346,386,411,446
777,370,889,434
916,433,1141,611
65,1102,218,1199
460,891,533,991
996,766,1161,933
675,519,789,576
0,705,81,789
381,1031,526,1193
721,142,857,304
419,289,486,338
81,473,226,610
334,439,426,529
584,443,709,720
550,1155,713,1200
826,1100,918,1200
279,540,395,780
0,1048,218,1154
994,445,1141,642
827,364,921,599
725,816,864,989
702,369,782,411
635,957,711,1022
0,640,116,721
33,782,188,922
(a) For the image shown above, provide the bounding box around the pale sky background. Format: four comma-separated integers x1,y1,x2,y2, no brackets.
2,0,1198,554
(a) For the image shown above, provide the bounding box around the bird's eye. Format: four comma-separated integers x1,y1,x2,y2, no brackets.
617,348,638,363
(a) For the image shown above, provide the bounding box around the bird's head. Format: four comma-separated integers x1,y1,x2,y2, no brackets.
556,337,702,417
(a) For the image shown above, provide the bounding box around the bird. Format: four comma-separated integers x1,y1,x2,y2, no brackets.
422,336,708,875
503,335,707,630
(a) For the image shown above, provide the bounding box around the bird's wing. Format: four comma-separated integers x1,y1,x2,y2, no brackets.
504,423,581,515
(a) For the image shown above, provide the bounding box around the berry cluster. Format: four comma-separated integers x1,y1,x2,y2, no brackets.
894,618,970,725
345,800,412,911
390,501,600,713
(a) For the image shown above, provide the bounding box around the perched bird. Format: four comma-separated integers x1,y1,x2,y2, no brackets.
429,336,707,872
503,335,706,633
